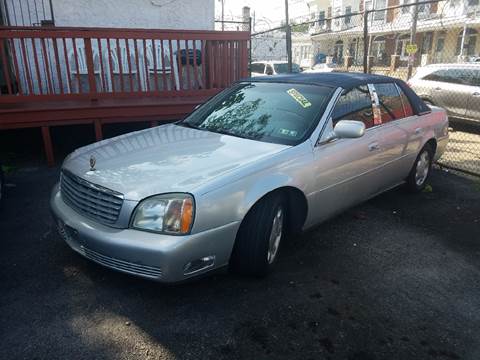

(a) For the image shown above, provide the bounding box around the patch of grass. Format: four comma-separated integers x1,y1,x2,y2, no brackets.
1,164,16,174
473,180,480,192
422,184,433,193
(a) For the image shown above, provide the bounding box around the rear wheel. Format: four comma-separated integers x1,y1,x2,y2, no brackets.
229,193,286,277
406,144,433,192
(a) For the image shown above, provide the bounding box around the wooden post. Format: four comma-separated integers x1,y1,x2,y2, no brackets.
84,37,97,97
94,119,103,141
41,126,55,167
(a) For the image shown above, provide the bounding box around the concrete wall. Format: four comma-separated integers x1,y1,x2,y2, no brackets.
51,0,215,30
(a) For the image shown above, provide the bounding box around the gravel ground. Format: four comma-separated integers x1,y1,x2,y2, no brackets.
438,123,480,176
1,167,479,360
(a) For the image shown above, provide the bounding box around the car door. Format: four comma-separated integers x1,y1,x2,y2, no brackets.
307,85,386,224
371,82,413,187
463,68,480,122
422,68,469,118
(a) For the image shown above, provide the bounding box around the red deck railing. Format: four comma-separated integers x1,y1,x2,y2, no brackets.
0,26,250,165
0,26,250,102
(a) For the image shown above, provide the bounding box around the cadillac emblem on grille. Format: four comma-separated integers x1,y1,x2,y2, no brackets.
89,155,96,171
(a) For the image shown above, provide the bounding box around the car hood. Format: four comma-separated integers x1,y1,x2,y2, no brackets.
63,124,289,200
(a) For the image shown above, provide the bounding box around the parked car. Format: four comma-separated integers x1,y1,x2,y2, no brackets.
51,73,448,283
303,63,339,73
251,61,301,76
409,63,480,124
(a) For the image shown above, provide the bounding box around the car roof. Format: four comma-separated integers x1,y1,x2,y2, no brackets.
244,72,399,89
239,72,431,116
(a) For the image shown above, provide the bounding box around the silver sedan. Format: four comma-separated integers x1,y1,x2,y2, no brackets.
51,73,449,282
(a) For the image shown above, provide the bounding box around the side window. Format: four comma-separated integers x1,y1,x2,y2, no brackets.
422,69,451,83
374,83,405,123
331,86,374,129
423,68,473,85
397,85,414,117
251,63,265,73
458,69,480,87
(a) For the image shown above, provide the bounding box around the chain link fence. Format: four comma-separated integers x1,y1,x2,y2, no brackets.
251,0,480,176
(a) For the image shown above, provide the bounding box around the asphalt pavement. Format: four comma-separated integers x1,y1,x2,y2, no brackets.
1,167,479,360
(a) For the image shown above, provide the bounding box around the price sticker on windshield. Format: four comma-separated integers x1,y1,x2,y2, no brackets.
287,88,312,108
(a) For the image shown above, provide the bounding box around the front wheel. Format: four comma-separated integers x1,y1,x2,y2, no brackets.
406,144,433,192
229,193,286,277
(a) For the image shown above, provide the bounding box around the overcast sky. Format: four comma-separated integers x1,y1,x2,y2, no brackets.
215,0,312,31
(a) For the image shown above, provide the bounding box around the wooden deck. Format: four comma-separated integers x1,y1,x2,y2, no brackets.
0,26,250,165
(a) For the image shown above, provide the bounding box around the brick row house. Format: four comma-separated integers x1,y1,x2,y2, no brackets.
292,0,480,76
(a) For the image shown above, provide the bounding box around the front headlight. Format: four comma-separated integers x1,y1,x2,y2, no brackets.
131,193,194,235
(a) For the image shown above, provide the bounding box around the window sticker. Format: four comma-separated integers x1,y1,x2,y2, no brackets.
287,88,312,108
279,128,298,137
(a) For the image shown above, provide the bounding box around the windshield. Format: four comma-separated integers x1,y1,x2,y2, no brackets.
274,63,301,73
179,82,333,145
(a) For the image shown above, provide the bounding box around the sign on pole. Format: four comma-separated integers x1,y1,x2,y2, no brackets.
405,44,418,55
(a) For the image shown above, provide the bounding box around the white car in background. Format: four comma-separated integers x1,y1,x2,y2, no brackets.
409,63,480,124
303,63,339,73
250,61,301,76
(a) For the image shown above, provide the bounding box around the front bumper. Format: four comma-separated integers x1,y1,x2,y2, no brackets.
50,184,240,283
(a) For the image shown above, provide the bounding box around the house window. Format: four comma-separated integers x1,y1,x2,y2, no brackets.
345,6,352,24
468,0,479,6
456,28,478,56
421,32,433,54
318,11,325,27
396,34,410,60
334,40,344,64
372,37,387,64
374,0,387,21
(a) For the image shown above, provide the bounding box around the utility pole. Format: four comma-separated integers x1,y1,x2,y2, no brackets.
407,3,419,80
220,0,225,31
285,0,292,72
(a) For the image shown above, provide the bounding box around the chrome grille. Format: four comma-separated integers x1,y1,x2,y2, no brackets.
81,246,163,278
60,170,123,225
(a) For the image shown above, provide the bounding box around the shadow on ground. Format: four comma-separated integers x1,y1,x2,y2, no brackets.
1,167,479,360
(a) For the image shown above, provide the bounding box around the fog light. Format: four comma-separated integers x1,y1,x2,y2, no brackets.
183,255,215,275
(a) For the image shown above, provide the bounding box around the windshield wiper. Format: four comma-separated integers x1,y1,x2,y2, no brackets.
209,129,250,140
177,122,201,130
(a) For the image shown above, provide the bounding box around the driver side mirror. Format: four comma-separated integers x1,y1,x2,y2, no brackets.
324,120,365,143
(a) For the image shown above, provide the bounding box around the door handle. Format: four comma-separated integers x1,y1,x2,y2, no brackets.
434,87,442,91
415,127,423,135
472,92,480,97
368,142,380,151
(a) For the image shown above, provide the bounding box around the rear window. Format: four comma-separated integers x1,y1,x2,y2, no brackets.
273,63,301,74
251,63,265,73
374,83,405,123
397,85,414,117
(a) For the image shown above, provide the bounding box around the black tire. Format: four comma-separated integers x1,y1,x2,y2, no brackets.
229,192,286,277
406,143,433,193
